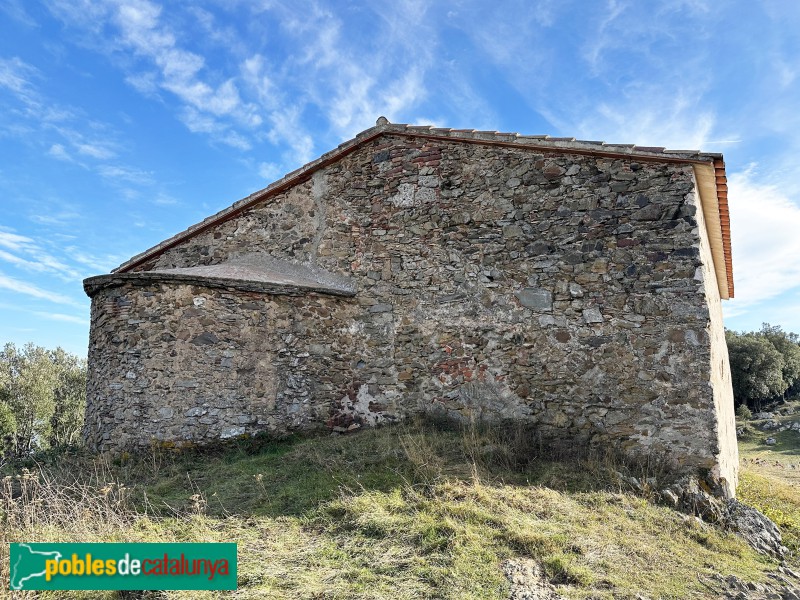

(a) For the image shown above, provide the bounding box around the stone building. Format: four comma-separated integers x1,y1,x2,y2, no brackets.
83,118,738,496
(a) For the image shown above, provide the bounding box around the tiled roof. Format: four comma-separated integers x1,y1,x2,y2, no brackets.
113,119,733,298
712,158,732,298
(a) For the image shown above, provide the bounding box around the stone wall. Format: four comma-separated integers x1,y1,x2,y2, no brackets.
85,133,738,495
85,281,404,449
692,171,739,491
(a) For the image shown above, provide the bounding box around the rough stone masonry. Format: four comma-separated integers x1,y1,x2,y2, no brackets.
83,119,739,497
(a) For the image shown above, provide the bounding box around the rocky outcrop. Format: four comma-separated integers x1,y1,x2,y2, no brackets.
710,567,800,600
724,499,788,559
658,475,788,559
501,558,565,600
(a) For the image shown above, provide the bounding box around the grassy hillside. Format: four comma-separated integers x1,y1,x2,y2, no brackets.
1,418,794,599
737,402,800,559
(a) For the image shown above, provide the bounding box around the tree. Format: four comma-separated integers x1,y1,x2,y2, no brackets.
0,401,15,456
0,343,87,456
759,323,800,398
49,348,87,448
726,330,786,410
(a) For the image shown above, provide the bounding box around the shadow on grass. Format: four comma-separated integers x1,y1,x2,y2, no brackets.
3,420,659,521
743,429,800,458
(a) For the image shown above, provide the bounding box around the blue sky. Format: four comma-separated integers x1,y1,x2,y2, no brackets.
1,0,799,356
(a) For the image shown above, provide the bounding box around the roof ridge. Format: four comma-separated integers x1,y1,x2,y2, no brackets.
372,119,723,159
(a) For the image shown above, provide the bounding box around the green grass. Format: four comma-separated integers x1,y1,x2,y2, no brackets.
0,421,785,599
738,427,800,485
736,398,800,559
738,468,800,557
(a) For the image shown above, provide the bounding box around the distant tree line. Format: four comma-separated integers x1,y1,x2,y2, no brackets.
726,324,800,411
0,342,86,458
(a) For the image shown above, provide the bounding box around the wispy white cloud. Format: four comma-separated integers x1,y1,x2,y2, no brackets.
29,206,81,227
186,5,242,51
0,270,83,307
449,0,731,152
444,0,562,123
0,231,34,251
274,1,433,139
32,311,88,325
725,166,800,314
0,54,157,205
44,0,461,176
47,143,78,163
0,226,82,279
0,0,38,27
235,0,441,161
416,61,499,131
44,128,120,164
97,165,154,185
0,57,77,127
0,0,253,186
180,106,253,150
125,70,159,95
0,249,56,273
153,192,179,206
65,247,127,273
567,92,718,150
0,231,82,281
103,0,261,146
75,141,116,159
45,0,111,33
257,161,282,182
0,302,88,327
448,1,551,78
265,106,313,165
240,54,277,111
0,56,38,95
239,55,311,164
581,0,628,72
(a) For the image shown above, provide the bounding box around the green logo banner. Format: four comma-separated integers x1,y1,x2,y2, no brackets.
9,543,237,591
